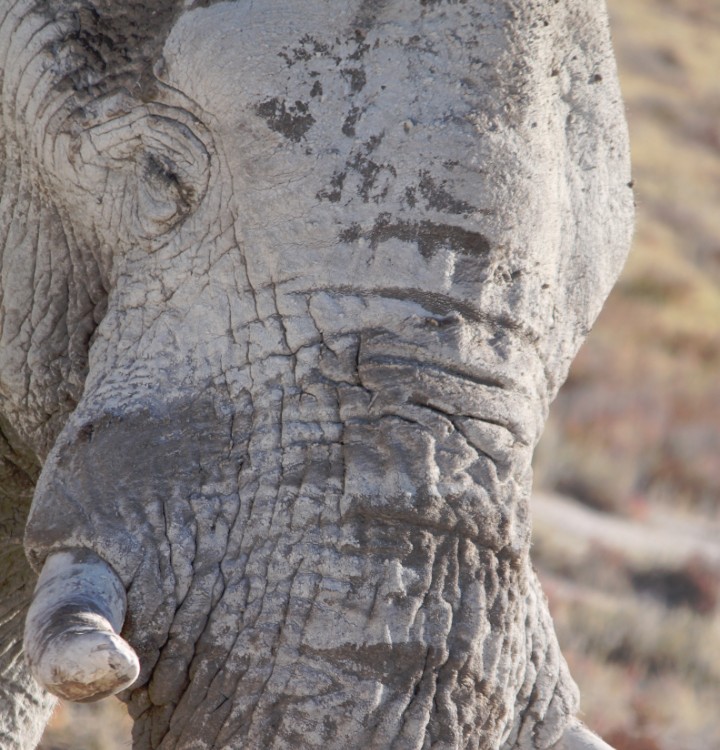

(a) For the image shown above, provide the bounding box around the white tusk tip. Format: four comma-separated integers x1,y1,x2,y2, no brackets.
33,627,140,702
23,549,140,702
554,720,616,750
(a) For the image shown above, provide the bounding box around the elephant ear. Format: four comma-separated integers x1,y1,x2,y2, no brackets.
538,2,634,401
553,720,616,750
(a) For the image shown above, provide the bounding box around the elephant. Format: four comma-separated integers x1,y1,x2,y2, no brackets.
0,0,634,748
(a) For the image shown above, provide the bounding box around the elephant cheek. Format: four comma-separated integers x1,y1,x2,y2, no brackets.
22,395,242,681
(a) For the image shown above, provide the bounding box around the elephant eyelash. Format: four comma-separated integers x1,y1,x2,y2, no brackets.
143,150,199,212
145,152,181,187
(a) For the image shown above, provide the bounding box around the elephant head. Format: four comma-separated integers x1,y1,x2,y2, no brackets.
0,1,632,748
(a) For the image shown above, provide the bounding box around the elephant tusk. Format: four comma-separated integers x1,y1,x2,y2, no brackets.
553,720,616,750
23,548,140,702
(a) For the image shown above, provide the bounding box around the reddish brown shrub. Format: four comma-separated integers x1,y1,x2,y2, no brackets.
604,728,662,750
630,556,720,615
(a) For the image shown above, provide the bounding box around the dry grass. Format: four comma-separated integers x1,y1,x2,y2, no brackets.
545,586,720,750
532,488,720,749
39,698,132,750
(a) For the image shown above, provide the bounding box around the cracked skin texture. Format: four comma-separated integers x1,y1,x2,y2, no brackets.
0,0,633,748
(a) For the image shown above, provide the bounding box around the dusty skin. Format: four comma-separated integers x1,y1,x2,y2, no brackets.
0,1,632,748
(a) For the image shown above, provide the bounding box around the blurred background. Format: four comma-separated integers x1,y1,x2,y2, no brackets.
531,1,720,748
38,0,720,747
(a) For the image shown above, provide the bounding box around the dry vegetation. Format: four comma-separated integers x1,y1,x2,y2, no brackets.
38,700,132,750
38,0,720,748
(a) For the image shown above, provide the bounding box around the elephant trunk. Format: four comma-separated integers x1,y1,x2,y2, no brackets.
23,548,139,702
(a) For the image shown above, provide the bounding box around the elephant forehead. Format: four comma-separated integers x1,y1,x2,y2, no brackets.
160,1,522,178
163,1,359,111
158,2,559,324
155,0,630,394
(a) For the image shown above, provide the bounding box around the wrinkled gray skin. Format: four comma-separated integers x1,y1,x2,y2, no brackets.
0,0,633,748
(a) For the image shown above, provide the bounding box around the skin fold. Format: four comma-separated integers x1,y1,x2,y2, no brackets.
0,1,633,748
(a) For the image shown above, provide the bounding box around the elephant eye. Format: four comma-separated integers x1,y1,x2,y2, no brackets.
70,106,211,244
140,150,196,228
145,153,183,194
